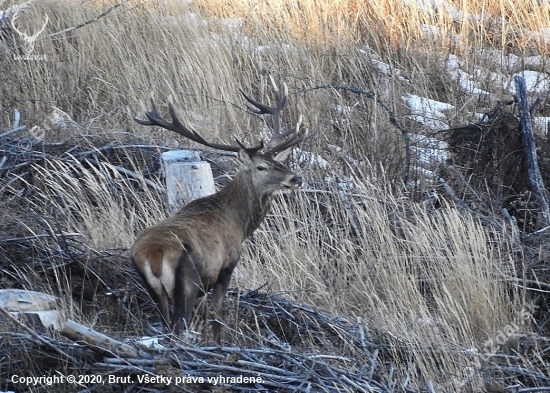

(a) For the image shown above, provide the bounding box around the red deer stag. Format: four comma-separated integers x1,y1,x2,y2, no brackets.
132,78,304,341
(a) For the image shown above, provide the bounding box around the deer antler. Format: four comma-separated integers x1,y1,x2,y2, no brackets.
135,78,304,155
134,99,262,153
241,75,304,153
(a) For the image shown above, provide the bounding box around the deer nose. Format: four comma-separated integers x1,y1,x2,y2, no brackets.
291,176,302,186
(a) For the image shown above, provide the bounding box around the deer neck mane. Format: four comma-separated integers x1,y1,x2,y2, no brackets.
221,171,272,238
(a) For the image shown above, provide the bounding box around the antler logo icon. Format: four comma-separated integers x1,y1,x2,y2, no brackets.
11,10,49,56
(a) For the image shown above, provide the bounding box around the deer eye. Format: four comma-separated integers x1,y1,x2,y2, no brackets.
257,165,267,171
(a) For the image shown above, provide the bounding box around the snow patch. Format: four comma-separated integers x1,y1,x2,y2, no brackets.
449,69,490,96
403,94,454,130
406,0,462,20
0,3,31,23
253,44,298,56
533,117,550,134
359,50,411,84
478,49,520,71
295,149,330,169
445,54,463,72
135,336,165,349
509,70,550,94
421,25,461,47
410,133,448,178
335,105,353,115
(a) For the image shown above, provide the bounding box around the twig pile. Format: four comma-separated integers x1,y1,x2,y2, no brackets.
445,100,550,232
0,132,163,200
100,289,389,393
1,273,549,392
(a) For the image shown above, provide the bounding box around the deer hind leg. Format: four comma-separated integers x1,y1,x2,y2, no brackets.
211,267,234,343
133,256,171,332
172,253,201,335
195,294,209,340
159,285,171,331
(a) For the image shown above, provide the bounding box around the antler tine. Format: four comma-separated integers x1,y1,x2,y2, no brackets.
236,138,264,156
241,76,303,153
270,115,305,152
134,99,252,153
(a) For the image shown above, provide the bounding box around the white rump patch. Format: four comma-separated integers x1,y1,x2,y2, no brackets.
142,259,176,300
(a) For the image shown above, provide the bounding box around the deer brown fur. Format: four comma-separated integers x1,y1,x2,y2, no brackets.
132,78,303,341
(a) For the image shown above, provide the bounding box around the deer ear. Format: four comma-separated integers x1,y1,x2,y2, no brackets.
238,148,253,165
273,146,293,162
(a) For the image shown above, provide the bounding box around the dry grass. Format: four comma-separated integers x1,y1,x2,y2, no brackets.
30,154,164,249
4,0,548,157
238,180,525,389
1,0,549,391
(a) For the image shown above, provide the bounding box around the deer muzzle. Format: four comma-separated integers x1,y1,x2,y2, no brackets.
284,175,302,189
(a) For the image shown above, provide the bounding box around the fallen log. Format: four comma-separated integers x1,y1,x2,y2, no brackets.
0,289,149,359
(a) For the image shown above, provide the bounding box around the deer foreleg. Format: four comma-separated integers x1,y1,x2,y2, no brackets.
211,268,233,342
